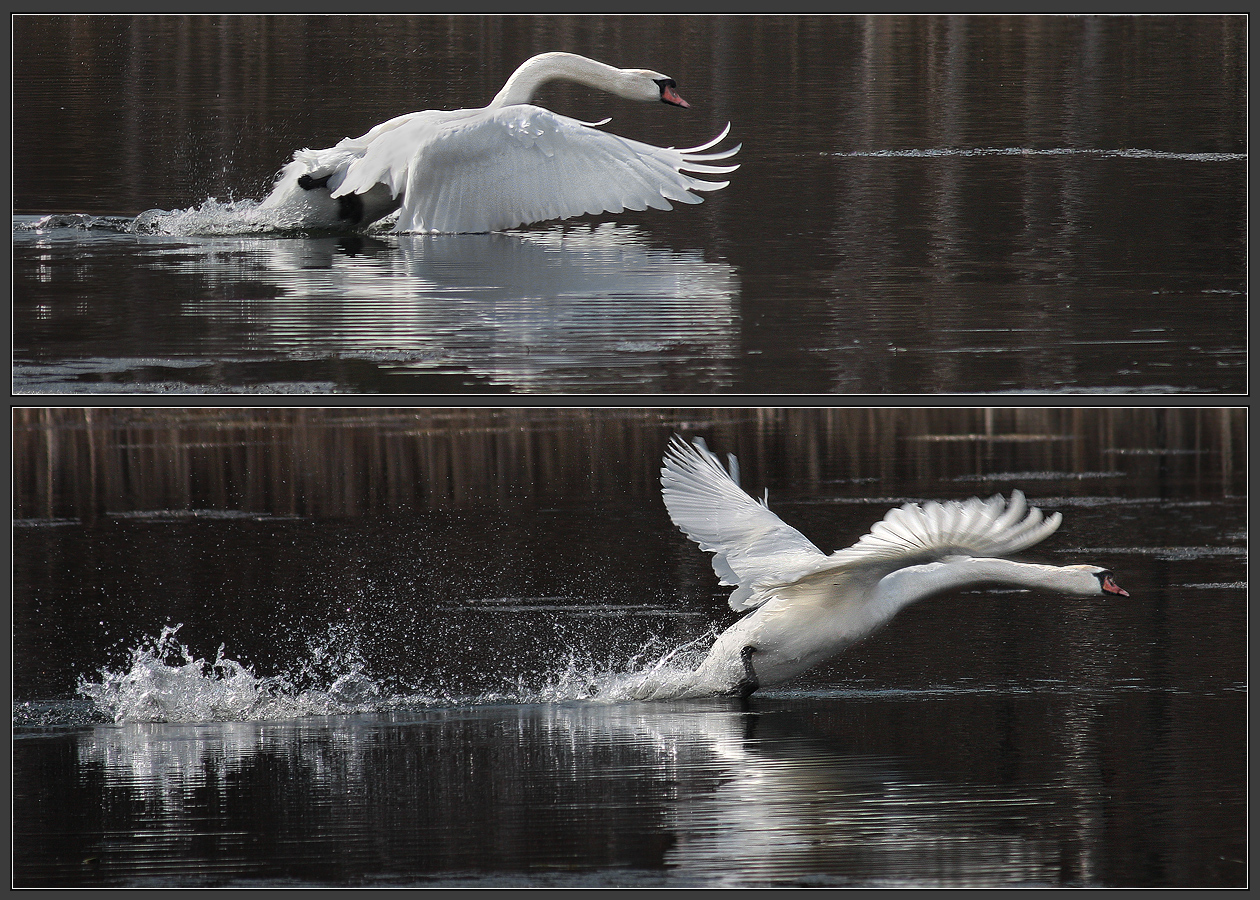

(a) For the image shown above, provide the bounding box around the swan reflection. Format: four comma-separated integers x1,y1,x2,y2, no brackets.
74,700,1058,885
153,223,739,391
538,702,1060,886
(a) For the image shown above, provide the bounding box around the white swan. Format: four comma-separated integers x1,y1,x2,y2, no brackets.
256,51,740,233
658,436,1129,698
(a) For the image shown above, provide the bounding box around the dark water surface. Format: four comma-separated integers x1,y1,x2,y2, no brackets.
12,408,1246,886
11,15,1246,394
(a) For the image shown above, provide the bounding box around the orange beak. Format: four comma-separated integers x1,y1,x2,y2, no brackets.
1102,574,1129,597
661,84,690,108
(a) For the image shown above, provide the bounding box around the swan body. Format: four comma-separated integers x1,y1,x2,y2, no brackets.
658,436,1129,697
257,51,739,233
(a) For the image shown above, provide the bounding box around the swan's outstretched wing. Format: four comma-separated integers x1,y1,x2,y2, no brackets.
826,490,1062,572
661,435,828,612
334,106,739,234
754,490,1064,613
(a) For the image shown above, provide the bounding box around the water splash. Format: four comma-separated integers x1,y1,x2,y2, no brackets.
130,197,388,236
72,623,725,724
130,197,404,236
13,199,398,238
75,624,391,724
12,213,136,233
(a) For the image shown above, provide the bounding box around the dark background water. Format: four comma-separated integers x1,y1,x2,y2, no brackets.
11,15,1247,393
12,408,1246,886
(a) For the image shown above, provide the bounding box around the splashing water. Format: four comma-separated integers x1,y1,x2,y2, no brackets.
72,623,727,724
14,198,399,238
129,198,401,236
74,624,376,724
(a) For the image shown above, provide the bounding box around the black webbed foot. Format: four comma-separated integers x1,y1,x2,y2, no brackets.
336,192,364,223
297,173,332,191
297,172,367,224
736,645,760,700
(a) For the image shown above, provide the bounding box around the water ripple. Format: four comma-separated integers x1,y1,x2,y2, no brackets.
833,147,1245,161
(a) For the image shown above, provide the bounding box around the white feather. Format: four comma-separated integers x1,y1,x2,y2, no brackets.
257,52,739,234
655,436,1125,697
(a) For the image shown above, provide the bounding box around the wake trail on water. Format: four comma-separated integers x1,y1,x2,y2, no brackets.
72,623,723,724
14,199,399,237
831,147,1245,161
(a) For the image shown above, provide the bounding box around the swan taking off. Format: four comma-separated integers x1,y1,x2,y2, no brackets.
257,51,740,233
658,436,1129,698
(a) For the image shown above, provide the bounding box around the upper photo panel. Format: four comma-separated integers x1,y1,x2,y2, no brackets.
13,14,1245,395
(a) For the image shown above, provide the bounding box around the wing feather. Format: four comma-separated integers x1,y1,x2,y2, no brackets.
826,490,1062,574
662,437,1066,614
660,436,827,612
333,105,738,234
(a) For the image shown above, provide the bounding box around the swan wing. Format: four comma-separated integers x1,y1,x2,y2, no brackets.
336,105,739,234
661,435,828,612
740,491,1064,618
330,109,458,198
824,490,1063,573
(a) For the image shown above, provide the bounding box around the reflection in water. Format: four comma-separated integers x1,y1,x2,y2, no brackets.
59,701,1061,886
15,221,738,392
635,706,1059,886
199,224,737,390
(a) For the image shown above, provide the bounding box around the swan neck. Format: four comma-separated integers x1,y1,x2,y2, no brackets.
880,557,1083,612
490,52,634,109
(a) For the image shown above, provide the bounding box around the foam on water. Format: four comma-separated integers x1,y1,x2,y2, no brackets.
72,623,723,724
14,199,397,238
74,624,373,724
130,198,390,236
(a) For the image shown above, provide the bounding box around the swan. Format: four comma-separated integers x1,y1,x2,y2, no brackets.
256,51,740,233
657,436,1129,698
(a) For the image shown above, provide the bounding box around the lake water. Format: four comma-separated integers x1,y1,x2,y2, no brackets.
11,15,1246,394
12,408,1246,887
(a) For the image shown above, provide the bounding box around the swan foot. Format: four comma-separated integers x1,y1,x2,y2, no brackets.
296,174,369,224
336,192,365,223
736,645,760,699
297,173,332,191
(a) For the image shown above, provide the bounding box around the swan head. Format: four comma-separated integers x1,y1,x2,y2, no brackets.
1064,565,1130,597
492,53,694,109
621,70,691,108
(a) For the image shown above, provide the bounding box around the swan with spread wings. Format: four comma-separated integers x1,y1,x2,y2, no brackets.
257,52,739,233
659,436,1129,697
